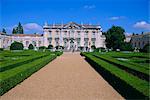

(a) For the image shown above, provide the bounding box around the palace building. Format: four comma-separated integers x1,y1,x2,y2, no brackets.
0,22,106,51
43,22,106,51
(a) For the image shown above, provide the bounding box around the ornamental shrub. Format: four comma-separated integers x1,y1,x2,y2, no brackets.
10,41,24,50
28,44,34,50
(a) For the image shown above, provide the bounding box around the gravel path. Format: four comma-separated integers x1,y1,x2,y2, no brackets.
1,52,123,100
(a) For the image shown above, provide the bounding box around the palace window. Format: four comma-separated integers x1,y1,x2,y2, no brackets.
49,31,52,37
64,41,67,47
38,41,41,46
84,32,88,37
56,32,59,36
32,41,36,46
64,31,67,37
93,32,95,36
92,41,95,45
56,41,59,46
84,41,88,47
77,41,80,46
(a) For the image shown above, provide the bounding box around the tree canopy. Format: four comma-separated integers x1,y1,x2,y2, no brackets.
12,28,17,34
12,22,24,34
105,26,125,50
2,28,6,34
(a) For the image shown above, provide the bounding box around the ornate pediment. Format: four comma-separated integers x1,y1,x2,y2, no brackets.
63,22,82,29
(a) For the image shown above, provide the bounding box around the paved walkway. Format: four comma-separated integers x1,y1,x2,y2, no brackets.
1,52,123,100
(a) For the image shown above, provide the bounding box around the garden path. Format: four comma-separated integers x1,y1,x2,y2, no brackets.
1,52,123,100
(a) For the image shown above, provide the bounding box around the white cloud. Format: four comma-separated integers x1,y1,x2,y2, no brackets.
109,16,125,21
84,5,96,9
4,23,43,34
23,23,43,32
133,21,150,30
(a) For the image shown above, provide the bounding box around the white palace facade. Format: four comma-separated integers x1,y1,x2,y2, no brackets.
0,22,106,51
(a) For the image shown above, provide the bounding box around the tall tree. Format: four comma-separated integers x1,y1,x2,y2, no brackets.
12,22,24,34
17,22,24,34
105,26,125,50
2,28,6,34
12,28,17,34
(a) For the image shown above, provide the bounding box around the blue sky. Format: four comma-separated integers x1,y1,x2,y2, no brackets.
0,0,150,34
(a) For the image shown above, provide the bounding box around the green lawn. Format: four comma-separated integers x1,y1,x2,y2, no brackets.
81,51,150,99
0,50,62,96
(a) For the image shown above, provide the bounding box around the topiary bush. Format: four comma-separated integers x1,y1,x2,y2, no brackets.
10,41,24,50
28,44,34,50
91,45,96,50
47,44,53,49
0,48,4,51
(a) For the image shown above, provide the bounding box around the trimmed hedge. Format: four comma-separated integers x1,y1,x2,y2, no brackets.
0,54,49,72
92,53,149,81
81,52,149,98
55,51,63,56
0,51,62,96
28,44,34,49
0,54,57,96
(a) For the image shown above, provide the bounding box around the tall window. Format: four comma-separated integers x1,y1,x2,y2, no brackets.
92,41,95,45
56,30,59,37
84,31,88,38
38,41,41,46
77,41,80,46
70,31,74,38
77,31,80,38
32,41,36,46
49,31,52,37
64,31,67,37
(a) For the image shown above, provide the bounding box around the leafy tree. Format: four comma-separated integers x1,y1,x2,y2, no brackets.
28,44,34,50
2,28,6,34
47,44,53,49
105,26,125,50
12,22,24,34
132,33,135,36
12,28,17,34
10,41,24,50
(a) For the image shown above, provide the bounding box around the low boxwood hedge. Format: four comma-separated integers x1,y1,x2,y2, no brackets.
92,53,149,81
0,54,49,72
81,52,149,98
0,54,57,96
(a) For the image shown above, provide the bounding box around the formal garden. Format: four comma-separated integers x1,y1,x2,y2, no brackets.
0,50,63,95
81,51,149,99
